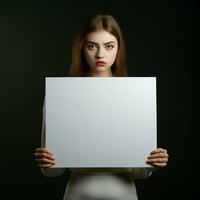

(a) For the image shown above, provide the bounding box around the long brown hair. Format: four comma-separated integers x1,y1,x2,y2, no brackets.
68,14,128,77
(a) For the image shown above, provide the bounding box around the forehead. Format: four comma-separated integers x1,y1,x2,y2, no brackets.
85,30,117,44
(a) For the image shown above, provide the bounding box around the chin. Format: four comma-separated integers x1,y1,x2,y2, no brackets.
95,67,110,72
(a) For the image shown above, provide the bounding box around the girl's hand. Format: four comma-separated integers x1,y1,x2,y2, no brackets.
35,148,55,169
146,148,169,168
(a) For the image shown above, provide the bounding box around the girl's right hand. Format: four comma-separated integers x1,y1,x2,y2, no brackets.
35,148,55,169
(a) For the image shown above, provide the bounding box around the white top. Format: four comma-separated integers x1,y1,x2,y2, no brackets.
41,101,153,200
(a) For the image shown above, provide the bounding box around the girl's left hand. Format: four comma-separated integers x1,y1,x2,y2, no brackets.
146,148,169,168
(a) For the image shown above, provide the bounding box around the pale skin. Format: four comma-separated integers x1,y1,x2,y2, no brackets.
35,30,169,169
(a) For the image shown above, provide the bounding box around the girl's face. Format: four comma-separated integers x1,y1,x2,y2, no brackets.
83,30,118,76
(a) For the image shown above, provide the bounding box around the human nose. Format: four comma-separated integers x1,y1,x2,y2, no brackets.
95,47,105,59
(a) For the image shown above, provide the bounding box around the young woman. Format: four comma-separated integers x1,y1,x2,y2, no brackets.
35,14,169,200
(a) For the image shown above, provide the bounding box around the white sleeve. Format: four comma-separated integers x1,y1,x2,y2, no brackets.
127,168,153,179
40,97,66,177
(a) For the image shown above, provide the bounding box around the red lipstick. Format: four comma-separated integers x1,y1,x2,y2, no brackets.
96,61,106,66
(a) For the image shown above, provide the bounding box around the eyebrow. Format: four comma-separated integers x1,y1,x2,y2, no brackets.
86,41,116,45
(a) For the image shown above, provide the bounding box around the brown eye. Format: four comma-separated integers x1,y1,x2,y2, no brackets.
87,44,96,50
105,45,114,50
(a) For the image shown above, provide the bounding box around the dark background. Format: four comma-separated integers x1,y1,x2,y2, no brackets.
0,1,197,199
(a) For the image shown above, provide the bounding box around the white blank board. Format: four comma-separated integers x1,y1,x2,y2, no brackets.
45,77,157,168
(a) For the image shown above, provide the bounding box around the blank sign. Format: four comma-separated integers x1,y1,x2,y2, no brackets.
45,77,157,168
